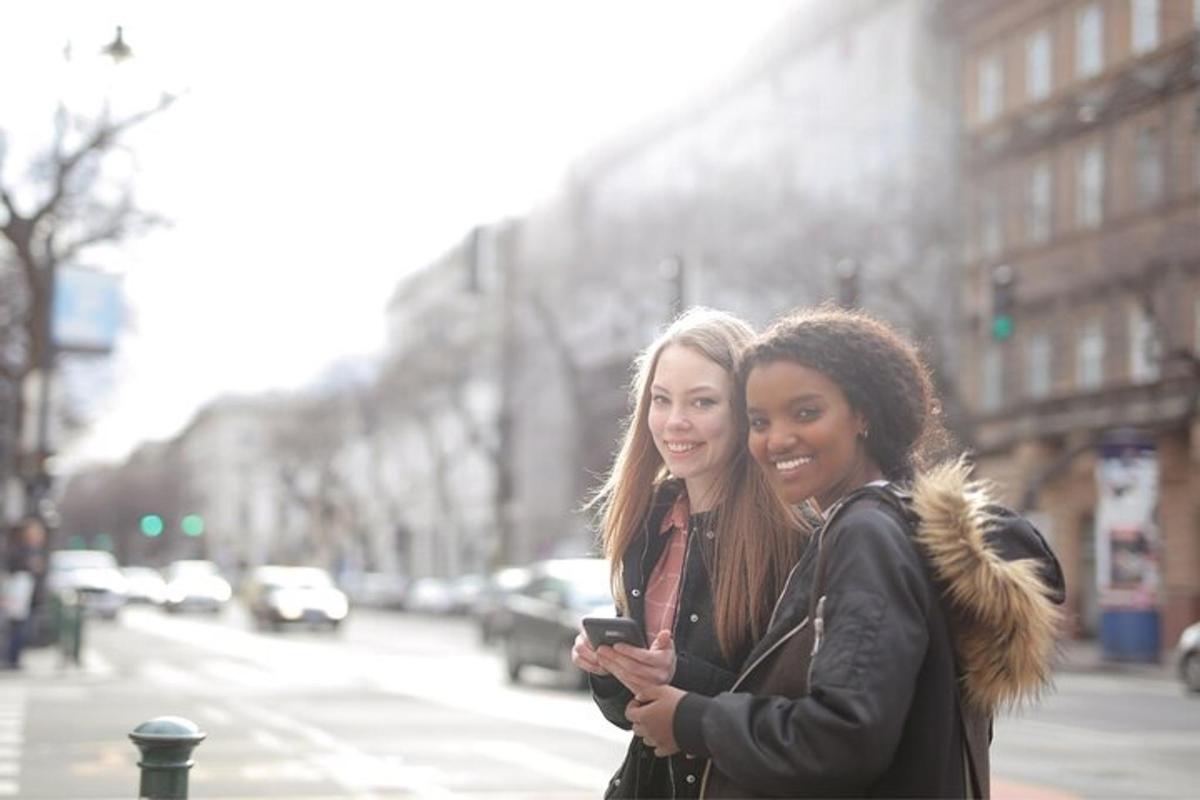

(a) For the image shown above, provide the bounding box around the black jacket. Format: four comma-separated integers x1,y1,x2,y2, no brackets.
592,480,744,799
674,462,1065,798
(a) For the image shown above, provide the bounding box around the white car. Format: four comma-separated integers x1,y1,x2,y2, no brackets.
244,566,349,631
163,560,232,614
46,550,128,619
121,566,168,606
1177,621,1200,693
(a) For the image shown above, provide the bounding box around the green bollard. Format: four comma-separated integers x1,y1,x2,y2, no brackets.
128,716,206,800
56,589,83,667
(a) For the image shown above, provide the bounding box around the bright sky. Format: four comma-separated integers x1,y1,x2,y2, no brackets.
1,1,799,469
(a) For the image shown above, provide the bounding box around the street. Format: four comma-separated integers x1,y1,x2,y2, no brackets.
0,605,1196,799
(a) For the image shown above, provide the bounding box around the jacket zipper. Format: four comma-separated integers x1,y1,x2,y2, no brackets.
807,594,827,689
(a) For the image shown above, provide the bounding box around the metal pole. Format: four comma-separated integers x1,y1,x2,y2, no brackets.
27,260,57,517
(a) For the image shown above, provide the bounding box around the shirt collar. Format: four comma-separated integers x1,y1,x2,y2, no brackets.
660,490,691,535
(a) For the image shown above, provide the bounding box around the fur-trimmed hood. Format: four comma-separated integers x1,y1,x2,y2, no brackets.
910,459,1065,715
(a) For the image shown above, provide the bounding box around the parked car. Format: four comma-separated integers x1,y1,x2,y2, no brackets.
46,549,127,619
501,557,614,688
474,565,532,645
120,566,168,606
448,573,486,615
163,560,232,614
244,566,349,631
340,571,408,609
1177,620,1200,693
406,577,455,614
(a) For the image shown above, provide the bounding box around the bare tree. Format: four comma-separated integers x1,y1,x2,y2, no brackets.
0,79,175,504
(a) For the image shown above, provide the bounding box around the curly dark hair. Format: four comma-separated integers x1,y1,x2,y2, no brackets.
742,305,947,482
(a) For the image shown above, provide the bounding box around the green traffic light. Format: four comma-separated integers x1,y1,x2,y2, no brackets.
991,315,1014,341
181,514,205,537
140,514,164,537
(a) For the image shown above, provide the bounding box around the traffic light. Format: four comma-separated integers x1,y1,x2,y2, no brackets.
140,514,164,537
990,264,1016,342
181,514,205,537
835,259,860,308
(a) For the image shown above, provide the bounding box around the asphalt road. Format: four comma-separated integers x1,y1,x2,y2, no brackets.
0,604,1196,798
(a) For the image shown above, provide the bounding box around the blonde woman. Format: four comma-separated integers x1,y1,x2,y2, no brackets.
572,307,807,799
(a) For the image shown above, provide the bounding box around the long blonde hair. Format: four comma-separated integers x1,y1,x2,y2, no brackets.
591,307,808,662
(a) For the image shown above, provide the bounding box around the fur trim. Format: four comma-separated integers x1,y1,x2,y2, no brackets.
910,458,1062,714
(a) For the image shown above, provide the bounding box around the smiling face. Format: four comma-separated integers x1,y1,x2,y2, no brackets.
646,344,738,509
746,359,882,510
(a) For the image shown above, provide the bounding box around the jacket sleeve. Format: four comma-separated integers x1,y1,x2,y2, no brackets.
672,651,738,696
589,649,737,729
674,505,934,798
590,673,635,730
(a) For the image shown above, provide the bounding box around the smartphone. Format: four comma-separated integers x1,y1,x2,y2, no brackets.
582,616,647,650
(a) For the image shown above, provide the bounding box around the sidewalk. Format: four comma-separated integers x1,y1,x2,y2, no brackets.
0,643,109,684
1055,637,1176,683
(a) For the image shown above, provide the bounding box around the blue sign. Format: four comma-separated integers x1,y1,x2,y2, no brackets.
52,266,123,353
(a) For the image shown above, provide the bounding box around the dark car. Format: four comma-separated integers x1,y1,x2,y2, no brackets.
475,565,532,645
245,566,349,631
501,558,613,688
1177,621,1200,693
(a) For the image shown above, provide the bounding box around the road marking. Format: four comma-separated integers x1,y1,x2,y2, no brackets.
476,739,612,789
138,660,206,691
0,693,23,799
198,704,233,726
251,729,288,752
237,700,458,798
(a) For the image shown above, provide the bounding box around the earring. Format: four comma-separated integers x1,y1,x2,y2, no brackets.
858,428,870,440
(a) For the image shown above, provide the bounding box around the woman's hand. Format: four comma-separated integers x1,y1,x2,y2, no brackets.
595,629,676,696
571,630,610,676
626,684,686,756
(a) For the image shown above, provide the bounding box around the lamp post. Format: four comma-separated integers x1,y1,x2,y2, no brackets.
658,255,686,319
23,26,134,519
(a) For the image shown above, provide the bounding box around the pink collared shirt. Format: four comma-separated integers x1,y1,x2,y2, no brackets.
643,490,690,643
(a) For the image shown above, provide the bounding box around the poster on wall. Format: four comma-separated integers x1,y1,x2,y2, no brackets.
1094,438,1159,610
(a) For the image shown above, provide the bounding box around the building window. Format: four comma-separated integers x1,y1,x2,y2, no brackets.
982,344,1004,411
1027,161,1052,244
1077,318,1105,390
979,189,1002,259
1131,0,1160,56
1076,143,1104,228
978,53,1003,122
1076,4,1103,79
1026,29,1052,101
1129,307,1160,383
1027,332,1052,399
1135,125,1163,208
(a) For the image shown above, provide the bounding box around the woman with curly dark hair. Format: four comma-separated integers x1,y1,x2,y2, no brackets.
627,306,1065,798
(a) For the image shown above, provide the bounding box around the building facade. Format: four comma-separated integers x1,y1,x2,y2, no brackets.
953,0,1200,649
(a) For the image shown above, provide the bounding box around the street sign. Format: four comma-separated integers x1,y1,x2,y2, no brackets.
53,266,123,354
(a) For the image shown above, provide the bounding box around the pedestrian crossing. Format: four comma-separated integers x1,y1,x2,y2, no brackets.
0,688,25,797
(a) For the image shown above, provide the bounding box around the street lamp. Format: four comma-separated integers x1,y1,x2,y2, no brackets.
658,255,686,319
24,27,134,518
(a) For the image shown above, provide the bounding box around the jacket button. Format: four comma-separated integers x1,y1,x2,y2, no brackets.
631,589,641,598
686,775,697,784
613,778,621,787
705,530,715,539
689,613,699,623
